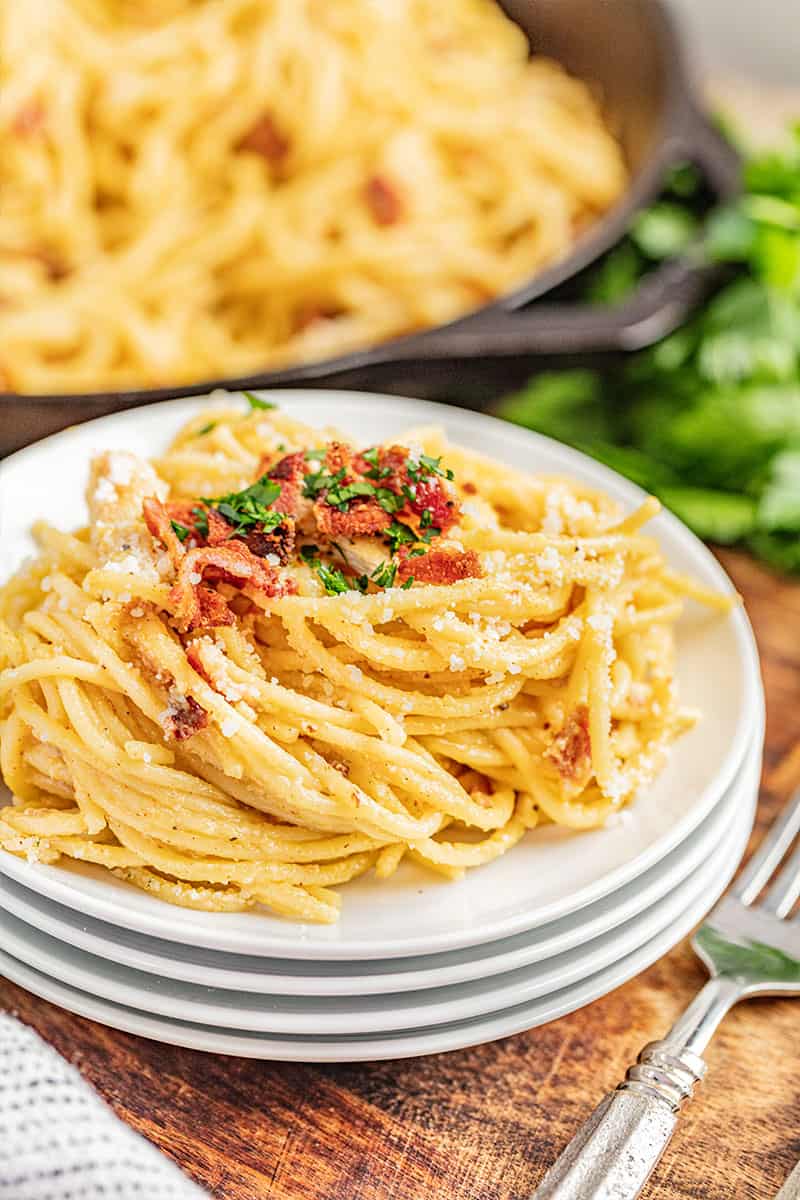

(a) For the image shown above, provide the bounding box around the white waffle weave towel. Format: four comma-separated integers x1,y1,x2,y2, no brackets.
0,1012,207,1199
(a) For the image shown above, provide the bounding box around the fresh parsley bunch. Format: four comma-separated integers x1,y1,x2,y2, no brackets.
497,124,800,574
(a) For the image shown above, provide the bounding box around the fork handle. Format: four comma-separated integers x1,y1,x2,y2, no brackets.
531,1041,706,1200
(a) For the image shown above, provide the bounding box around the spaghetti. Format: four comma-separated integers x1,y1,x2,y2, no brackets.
0,400,729,923
0,0,627,394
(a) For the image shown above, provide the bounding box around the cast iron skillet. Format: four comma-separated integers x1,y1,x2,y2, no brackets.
2,0,739,452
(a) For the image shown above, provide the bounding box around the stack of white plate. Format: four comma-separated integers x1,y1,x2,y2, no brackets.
0,392,763,1062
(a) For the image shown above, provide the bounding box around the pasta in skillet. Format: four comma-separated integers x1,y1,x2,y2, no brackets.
0,0,626,392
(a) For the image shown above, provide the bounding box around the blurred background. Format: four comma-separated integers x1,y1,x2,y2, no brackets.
2,0,799,576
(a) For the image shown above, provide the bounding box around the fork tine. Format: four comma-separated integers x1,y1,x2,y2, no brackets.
761,839,800,916
731,784,800,905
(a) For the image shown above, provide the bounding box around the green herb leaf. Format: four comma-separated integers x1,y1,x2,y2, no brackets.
316,563,351,595
658,487,757,543
191,506,209,539
371,560,398,588
194,421,217,437
494,122,800,575
757,450,800,532
170,520,190,542
299,544,320,566
631,202,699,260
202,474,284,534
400,576,414,589
244,391,276,411
384,521,417,554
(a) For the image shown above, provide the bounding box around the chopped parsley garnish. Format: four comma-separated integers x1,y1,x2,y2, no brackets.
194,421,216,437
374,487,402,513
355,574,370,592
371,560,398,589
401,576,414,589
170,520,190,542
191,506,209,538
383,519,439,554
301,466,402,514
299,544,320,565
299,544,351,593
407,453,454,483
384,521,417,554
201,474,285,534
316,563,351,595
360,449,393,481
304,448,326,462
328,480,378,510
244,391,276,411
302,466,343,500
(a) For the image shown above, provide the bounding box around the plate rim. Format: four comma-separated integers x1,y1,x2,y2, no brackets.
0,775,756,1062
0,711,764,996
0,389,763,958
0,748,758,1035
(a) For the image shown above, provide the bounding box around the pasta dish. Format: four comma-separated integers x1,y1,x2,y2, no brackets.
0,0,627,394
0,398,729,923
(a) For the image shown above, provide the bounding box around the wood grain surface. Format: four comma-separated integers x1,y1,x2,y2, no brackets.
1,547,799,1200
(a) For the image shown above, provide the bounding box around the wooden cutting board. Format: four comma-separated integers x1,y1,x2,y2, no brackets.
2,546,799,1200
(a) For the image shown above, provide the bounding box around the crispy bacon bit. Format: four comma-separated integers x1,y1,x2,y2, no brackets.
143,497,186,569
203,507,238,546
324,441,352,475
407,476,456,535
352,443,406,479
258,451,308,522
236,113,289,163
12,100,45,136
313,496,391,538
243,521,295,564
193,585,236,631
205,504,296,563
545,706,592,782
170,542,295,632
162,692,209,742
397,546,481,585
365,175,403,226
355,443,460,537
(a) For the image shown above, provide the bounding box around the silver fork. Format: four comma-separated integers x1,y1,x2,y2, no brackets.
532,783,800,1200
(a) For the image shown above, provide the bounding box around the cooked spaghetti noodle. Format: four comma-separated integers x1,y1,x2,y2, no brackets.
0,399,729,923
0,0,627,394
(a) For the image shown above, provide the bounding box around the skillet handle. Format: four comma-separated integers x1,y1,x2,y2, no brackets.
365,106,741,361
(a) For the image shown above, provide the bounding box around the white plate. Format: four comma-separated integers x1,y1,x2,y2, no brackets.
0,743,758,1036
0,391,762,960
0,772,756,1061
0,710,763,997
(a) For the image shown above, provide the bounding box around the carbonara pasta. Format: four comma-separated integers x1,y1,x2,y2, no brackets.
0,0,627,394
0,399,729,923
